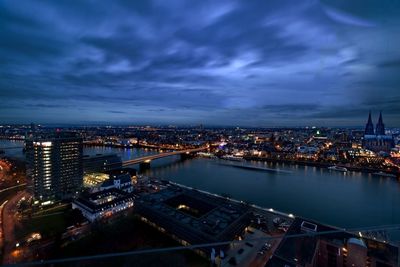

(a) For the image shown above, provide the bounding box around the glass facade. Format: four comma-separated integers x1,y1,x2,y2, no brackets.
26,133,83,203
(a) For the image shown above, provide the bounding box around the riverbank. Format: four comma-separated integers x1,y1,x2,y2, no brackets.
2,139,398,178
2,139,400,234
243,156,399,178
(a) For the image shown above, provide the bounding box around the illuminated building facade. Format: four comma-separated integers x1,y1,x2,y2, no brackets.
72,188,134,222
100,173,133,193
26,132,83,204
362,112,394,153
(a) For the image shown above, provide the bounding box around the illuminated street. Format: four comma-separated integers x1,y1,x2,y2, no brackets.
2,191,30,265
0,0,400,266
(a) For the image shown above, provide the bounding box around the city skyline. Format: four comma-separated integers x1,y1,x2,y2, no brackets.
1,2,400,265
1,0,400,126
0,111,395,129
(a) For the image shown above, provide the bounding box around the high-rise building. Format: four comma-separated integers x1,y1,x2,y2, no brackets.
26,132,83,204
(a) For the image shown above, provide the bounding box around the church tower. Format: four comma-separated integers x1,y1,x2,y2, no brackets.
364,111,374,135
375,111,385,135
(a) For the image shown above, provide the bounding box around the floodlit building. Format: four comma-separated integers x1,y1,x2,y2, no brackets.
100,173,133,193
362,112,394,153
83,173,110,188
72,188,134,222
26,132,83,204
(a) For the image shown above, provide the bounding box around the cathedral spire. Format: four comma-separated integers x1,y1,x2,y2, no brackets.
364,111,374,135
378,111,383,124
375,111,385,135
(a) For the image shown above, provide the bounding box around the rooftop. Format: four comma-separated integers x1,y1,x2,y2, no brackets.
73,188,135,213
271,217,350,266
136,182,252,250
269,217,398,266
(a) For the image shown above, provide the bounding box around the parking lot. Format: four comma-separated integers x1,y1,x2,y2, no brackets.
221,226,279,267
219,208,292,267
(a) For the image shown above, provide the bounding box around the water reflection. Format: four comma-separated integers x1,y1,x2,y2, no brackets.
1,140,399,238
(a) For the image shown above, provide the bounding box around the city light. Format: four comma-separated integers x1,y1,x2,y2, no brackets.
0,1,399,265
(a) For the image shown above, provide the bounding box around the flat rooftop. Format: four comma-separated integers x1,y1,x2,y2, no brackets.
164,194,217,218
268,217,398,266
74,188,134,213
136,183,252,248
270,217,349,266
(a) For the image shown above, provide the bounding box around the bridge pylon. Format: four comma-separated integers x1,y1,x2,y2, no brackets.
139,160,151,172
180,152,195,160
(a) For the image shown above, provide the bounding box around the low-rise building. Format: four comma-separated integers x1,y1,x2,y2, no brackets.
100,173,133,193
72,188,134,222
136,182,253,256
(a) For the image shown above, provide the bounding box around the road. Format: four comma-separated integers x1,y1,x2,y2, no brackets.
2,190,30,265
0,183,27,194
0,200,8,249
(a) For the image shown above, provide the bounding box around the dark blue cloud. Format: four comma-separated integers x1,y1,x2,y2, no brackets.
0,0,400,126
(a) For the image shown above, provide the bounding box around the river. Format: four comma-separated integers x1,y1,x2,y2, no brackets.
1,140,399,239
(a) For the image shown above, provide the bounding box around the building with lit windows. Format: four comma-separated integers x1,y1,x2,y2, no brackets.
26,132,83,204
136,182,254,257
100,173,134,193
72,188,134,222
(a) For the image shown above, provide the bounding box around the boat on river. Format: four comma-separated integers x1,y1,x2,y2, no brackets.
327,165,348,172
221,155,244,162
373,171,397,178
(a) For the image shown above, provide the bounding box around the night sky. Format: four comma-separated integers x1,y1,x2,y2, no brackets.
1,0,400,126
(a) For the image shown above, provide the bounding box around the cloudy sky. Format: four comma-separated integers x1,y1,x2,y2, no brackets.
1,0,400,126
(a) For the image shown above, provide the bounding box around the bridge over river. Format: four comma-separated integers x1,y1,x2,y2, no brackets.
113,146,208,170
0,144,208,170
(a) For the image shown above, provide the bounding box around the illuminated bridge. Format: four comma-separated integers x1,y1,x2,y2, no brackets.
120,147,208,169
0,145,208,170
